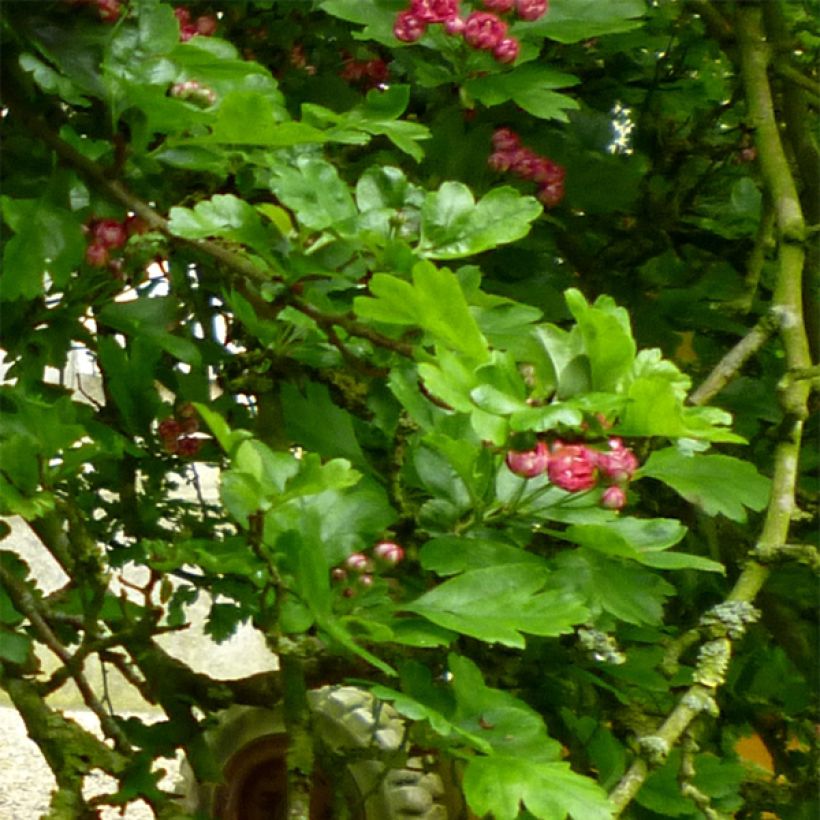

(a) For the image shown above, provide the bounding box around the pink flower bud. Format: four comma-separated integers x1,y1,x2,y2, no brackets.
488,151,514,172
345,553,372,573
547,443,598,491
176,436,202,457
596,445,639,483
157,419,182,440
411,0,460,23
537,180,565,207
530,158,565,185
506,440,549,478
493,37,520,63
179,23,198,41
195,15,217,36
482,0,515,12
601,485,627,510
516,0,549,22
358,573,375,587
444,15,466,35
331,567,347,582
173,7,191,26
464,11,508,50
492,127,521,151
97,0,121,23
394,11,427,42
373,541,405,565
85,243,109,267
93,218,127,249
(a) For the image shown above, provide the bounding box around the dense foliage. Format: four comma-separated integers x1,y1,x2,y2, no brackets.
0,1,817,817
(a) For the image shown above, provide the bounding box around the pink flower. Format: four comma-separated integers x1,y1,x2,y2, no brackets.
482,0,515,12
488,150,514,172
92,218,127,249
493,37,520,64
547,442,598,491
177,436,202,457
529,157,565,185
537,180,565,207
85,243,109,267
464,11,508,50
508,147,541,178
444,15,466,35
345,553,372,573
96,0,121,22
373,541,405,565
411,0,460,23
394,10,427,42
596,443,639,483
506,440,549,478
491,127,521,151
601,485,627,510
516,0,549,22
195,15,217,36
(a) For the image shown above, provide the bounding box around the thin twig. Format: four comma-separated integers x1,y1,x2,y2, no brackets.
0,564,134,755
688,311,780,406
610,6,813,813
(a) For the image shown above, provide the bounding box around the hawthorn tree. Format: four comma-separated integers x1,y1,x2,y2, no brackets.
0,0,817,818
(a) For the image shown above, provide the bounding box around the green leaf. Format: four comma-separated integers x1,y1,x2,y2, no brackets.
97,297,201,366
0,626,32,664
463,756,613,820
636,749,697,816
521,0,647,44
565,289,636,392
418,183,542,259
234,440,300,495
1,195,85,299
332,86,431,160
510,403,585,433
269,157,357,231
404,565,588,648
638,448,771,522
465,64,581,122
168,194,273,257
420,536,548,576
19,52,90,106
563,517,724,573
552,551,675,625
356,262,490,362
220,471,267,526
617,376,744,442
281,381,367,468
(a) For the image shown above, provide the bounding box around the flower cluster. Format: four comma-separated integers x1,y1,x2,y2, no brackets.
339,53,390,89
489,127,566,207
506,436,639,510
157,404,202,457
84,215,147,269
332,541,405,597
393,1,548,64
174,7,218,42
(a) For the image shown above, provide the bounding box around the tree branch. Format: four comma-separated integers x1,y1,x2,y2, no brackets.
688,311,779,406
609,6,813,813
0,565,133,756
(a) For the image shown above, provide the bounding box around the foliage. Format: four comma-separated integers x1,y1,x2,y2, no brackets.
0,0,817,818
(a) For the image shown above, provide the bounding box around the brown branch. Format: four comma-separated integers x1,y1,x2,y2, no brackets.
688,311,780,406
0,565,134,755
5,83,421,365
609,6,813,813
290,296,416,359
